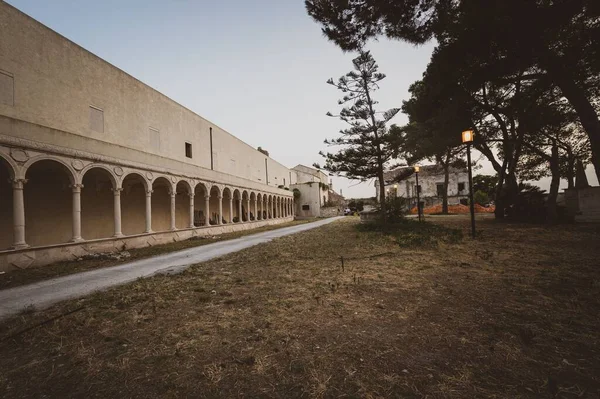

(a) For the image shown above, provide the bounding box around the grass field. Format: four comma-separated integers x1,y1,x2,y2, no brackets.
0,216,598,398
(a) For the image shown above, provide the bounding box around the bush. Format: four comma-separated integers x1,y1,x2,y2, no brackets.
379,196,406,224
473,190,489,206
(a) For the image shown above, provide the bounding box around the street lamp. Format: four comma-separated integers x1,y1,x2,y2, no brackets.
462,130,476,238
393,184,398,198
414,166,421,222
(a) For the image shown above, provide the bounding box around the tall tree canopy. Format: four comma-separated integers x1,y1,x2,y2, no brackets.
315,51,400,222
306,0,600,181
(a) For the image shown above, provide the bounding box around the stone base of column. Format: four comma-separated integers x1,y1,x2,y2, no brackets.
112,233,124,238
11,243,29,250
70,237,85,243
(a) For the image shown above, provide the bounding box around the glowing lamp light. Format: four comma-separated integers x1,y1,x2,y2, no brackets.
414,166,420,173
393,184,398,189
462,130,474,143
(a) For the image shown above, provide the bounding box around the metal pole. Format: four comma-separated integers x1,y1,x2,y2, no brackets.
415,172,421,222
467,143,476,238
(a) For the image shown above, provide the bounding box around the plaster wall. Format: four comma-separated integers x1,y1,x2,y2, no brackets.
292,183,321,218
0,2,291,189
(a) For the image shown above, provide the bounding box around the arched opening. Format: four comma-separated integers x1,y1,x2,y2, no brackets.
0,156,15,249
233,189,241,223
24,159,74,246
175,181,192,229
193,183,209,227
241,190,249,222
151,177,171,232
267,195,273,219
256,193,262,220
222,187,232,224
209,186,221,225
81,167,115,240
121,173,147,235
250,192,257,221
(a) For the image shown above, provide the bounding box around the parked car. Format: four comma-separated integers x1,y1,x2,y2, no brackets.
344,208,352,215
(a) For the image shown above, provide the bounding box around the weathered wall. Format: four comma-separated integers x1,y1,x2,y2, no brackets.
0,2,291,189
378,170,469,203
0,216,294,271
292,183,321,218
565,187,600,222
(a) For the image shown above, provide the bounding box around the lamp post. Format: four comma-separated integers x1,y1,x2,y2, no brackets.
414,166,421,222
462,130,476,238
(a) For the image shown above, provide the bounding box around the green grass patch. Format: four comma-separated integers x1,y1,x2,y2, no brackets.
356,219,463,247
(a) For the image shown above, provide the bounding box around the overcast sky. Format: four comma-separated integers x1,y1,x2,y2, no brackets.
7,0,597,196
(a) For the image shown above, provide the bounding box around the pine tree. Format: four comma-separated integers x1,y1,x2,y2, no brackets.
315,51,399,223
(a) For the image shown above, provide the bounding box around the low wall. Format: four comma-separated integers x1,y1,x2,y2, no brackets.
320,207,342,218
0,216,294,272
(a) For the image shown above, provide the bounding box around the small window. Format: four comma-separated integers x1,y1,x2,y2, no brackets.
302,204,310,211
185,142,193,158
149,127,160,150
0,70,14,106
89,106,104,133
436,183,444,196
458,182,465,192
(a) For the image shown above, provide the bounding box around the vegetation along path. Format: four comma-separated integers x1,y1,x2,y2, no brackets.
0,217,343,319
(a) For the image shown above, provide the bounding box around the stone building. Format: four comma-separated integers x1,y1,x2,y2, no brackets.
0,3,295,271
290,165,344,218
375,165,469,208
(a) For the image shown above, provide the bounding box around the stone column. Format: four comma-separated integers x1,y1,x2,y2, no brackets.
217,195,223,225
112,188,123,237
246,198,251,222
228,197,234,224
169,190,177,231
145,189,153,233
204,195,210,226
254,198,258,221
238,198,243,222
11,178,28,249
71,183,84,242
188,193,195,228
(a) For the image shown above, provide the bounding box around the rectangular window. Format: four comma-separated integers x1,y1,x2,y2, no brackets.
302,204,310,211
458,182,465,192
0,70,14,106
436,183,444,197
185,142,193,158
89,106,104,132
149,127,160,150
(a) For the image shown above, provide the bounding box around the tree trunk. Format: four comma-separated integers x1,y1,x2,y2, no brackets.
547,142,560,224
442,158,449,214
566,154,575,190
543,56,600,182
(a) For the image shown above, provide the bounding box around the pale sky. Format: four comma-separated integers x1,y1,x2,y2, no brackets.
6,0,597,197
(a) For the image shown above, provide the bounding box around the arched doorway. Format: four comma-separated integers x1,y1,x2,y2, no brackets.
121,173,147,235
81,167,116,240
24,159,74,246
209,186,221,225
175,180,192,229
193,182,209,227
151,177,171,232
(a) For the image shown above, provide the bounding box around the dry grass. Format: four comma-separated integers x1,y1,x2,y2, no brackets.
0,216,599,398
0,219,311,290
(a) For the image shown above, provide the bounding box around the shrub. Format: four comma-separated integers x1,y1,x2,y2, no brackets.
378,196,406,224
473,190,489,206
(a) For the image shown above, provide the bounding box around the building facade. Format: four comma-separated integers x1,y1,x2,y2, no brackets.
375,165,469,208
0,3,294,271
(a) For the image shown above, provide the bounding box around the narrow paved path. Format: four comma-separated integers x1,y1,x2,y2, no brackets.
0,217,343,319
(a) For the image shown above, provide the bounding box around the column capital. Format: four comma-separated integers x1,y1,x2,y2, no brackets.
146,189,154,196
169,190,176,197
217,195,223,200
111,187,123,194
10,178,28,189
189,193,195,199
204,195,211,201
70,183,84,192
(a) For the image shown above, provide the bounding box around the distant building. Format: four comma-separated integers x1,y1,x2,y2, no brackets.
290,165,344,217
375,165,469,208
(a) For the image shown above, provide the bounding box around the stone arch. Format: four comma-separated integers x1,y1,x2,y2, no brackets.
121,172,148,235
232,188,242,223
0,152,18,180
193,181,209,227
209,185,222,225
81,166,117,240
151,176,172,232
79,163,117,188
0,155,16,249
241,190,250,222
23,155,76,185
175,180,193,229
268,194,273,219
24,159,75,246
250,192,257,221
256,193,263,221
222,187,233,224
